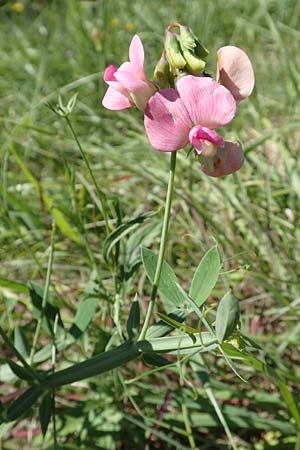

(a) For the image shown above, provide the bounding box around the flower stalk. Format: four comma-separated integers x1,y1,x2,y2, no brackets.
138,151,177,340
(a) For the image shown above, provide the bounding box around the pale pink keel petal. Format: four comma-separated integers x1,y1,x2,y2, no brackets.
189,125,224,154
105,79,129,96
144,89,191,152
129,35,145,76
103,64,117,82
176,76,236,129
102,86,132,110
217,46,255,102
201,141,244,177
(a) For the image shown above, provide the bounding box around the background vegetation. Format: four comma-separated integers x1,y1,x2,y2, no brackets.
1,0,300,449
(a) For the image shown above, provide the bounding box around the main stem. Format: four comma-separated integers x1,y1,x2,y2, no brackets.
139,151,177,340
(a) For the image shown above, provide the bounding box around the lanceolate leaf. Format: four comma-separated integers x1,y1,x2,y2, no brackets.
0,278,29,293
29,282,64,337
14,326,29,359
125,221,160,268
6,385,43,422
127,295,140,339
157,312,198,334
69,297,97,340
6,360,36,382
141,247,185,309
215,291,240,343
39,392,53,436
103,211,157,261
189,246,221,307
146,309,186,339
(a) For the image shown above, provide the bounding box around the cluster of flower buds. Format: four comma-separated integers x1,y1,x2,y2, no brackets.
154,24,209,88
165,24,209,75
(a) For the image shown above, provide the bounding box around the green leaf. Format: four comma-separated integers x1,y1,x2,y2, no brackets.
189,246,221,306
6,360,35,382
146,309,186,339
157,312,198,334
221,343,265,372
125,221,160,268
14,326,29,359
0,278,29,293
215,292,240,343
29,282,64,337
143,353,171,367
103,211,157,261
222,343,300,426
39,392,53,436
6,385,43,422
69,297,97,340
141,247,185,310
275,377,300,426
127,295,140,340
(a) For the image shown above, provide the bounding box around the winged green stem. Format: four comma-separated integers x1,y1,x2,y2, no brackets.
43,333,217,389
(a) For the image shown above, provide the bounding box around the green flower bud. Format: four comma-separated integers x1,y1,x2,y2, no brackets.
153,51,172,88
179,25,196,51
182,49,206,75
164,30,186,70
179,25,209,58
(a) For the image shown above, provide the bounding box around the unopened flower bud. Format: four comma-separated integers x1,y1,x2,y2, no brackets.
182,49,206,75
153,51,172,88
179,25,209,58
164,30,186,70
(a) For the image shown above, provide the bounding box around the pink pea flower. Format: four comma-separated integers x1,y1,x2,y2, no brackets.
102,35,157,111
217,46,255,102
144,76,244,177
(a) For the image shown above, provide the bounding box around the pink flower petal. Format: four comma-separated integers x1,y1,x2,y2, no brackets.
114,71,156,110
114,71,149,93
176,76,236,129
144,89,191,152
129,35,145,76
201,141,244,177
103,64,117,82
118,61,131,72
102,86,132,110
105,79,129,97
217,46,255,102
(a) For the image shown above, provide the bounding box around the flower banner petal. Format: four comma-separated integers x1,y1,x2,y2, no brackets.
144,89,191,152
129,35,145,77
217,46,255,102
176,76,236,129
